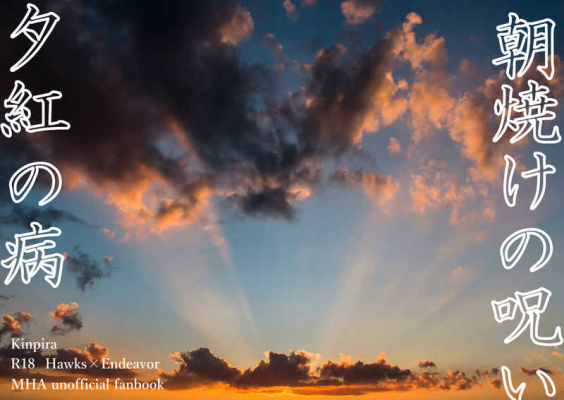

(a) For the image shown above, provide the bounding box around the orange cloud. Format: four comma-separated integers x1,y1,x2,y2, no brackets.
402,14,445,66
409,160,494,226
50,302,83,335
219,5,254,45
341,0,382,25
409,71,455,143
0,312,32,340
449,75,504,184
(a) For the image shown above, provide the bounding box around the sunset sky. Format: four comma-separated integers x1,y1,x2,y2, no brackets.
1,0,564,399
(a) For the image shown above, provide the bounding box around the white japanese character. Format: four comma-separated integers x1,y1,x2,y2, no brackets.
493,81,560,144
9,162,62,207
2,222,64,288
493,12,555,80
1,80,70,137
500,228,552,273
492,288,563,347
502,152,555,211
501,366,556,400
10,3,60,72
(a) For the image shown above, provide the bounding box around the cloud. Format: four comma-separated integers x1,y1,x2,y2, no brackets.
489,379,502,389
55,343,136,378
395,13,564,190
100,227,116,239
519,366,552,376
439,369,479,390
448,76,503,183
0,346,51,381
0,205,95,230
218,4,254,45
418,360,436,369
1,3,539,234
380,11,500,195
232,187,297,220
0,2,408,232
162,347,241,389
389,12,455,144
283,0,299,21
408,72,454,143
161,347,492,394
474,368,501,390
263,33,284,54
409,160,495,226
448,60,564,185
292,31,407,152
237,350,314,387
319,353,412,385
84,342,110,360
0,312,32,340
0,1,268,232
0,294,13,304
399,13,447,70
341,0,382,25
50,302,83,336
64,246,116,291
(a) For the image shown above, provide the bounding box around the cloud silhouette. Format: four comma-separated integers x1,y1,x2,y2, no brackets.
161,347,496,394
50,302,83,335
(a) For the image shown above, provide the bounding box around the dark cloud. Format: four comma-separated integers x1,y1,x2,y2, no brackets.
232,187,296,220
475,368,502,390
64,245,116,291
162,348,315,389
49,302,83,335
519,366,553,376
0,0,403,232
0,205,95,229
289,29,401,153
489,379,502,389
0,294,13,304
162,347,241,390
0,346,49,381
237,350,313,388
0,163,93,232
439,369,479,391
319,355,412,385
476,367,499,377
0,312,32,340
161,347,490,394
418,360,436,369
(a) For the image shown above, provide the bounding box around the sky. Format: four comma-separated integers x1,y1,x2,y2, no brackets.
0,0,563,399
